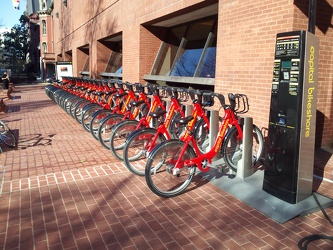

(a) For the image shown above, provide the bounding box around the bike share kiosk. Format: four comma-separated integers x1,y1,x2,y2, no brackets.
263,30,319,204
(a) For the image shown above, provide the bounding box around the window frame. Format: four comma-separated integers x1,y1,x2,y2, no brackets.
144,15,217,86
42,42,47,53
42,20,46,35
100,41,123,79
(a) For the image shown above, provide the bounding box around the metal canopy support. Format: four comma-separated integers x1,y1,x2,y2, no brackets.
308,0,317,34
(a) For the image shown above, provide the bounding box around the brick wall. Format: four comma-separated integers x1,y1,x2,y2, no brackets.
39,15,53,53
138,26,166,83
293,0,333,149
216,0,295,130
216,0,333,150
52,0,333,152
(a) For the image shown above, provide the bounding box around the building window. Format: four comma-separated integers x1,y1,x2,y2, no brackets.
100,39,123,78
83,56,90,72
42,42,47,53
146,16,217,87
105,43,122,75
42,20,46,35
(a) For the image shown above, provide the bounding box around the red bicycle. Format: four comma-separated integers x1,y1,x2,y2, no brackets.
94,82,151,147
145,92,264,197
122,88,213,176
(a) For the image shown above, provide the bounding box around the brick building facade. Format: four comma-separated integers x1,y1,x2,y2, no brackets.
51,0,333,177
36,9,55,80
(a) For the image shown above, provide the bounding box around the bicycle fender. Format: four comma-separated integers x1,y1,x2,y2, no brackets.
221,127,237,155
82,103,101,114
124,127,157,144
111,119,139,134
147,139,182,160
98,113,121,126
91,109,112,120
222,124,254,149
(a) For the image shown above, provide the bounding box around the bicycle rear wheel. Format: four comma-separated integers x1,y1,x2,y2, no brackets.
222,124,264,171
123,128,166,176
193,118,210,154
168,112,186,139
109,120,139,160
145,140,196,198
0,121,17,148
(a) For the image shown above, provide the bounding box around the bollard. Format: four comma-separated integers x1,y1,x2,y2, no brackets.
209,109,219,155
236,117,254,179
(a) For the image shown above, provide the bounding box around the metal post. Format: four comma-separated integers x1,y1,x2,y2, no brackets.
236,117,254,179
185,103,192,116
308,0,317,34
209,110,219,154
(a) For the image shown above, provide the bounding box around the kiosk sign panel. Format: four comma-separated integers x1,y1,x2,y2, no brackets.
263,30,319,204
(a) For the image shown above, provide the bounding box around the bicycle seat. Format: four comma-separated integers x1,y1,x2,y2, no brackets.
114,93,127,98
173,116,194,125
149,109,167,118
131,100,146,107
105,89,117,95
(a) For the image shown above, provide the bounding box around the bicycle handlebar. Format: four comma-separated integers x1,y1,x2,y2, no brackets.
233,93,249,114
211,92,226,108
210,93,249,114
66,78,249,113
170,87,189,102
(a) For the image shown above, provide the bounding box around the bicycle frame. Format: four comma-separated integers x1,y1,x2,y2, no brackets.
151,96,185,140
142,96,209,155
133,92,166,129
175,107,242,173
121,90,151,120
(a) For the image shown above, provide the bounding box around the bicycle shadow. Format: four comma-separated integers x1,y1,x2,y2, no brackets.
181,166,235,195
17,133,56,149
0,128,56,153
182,160,265,195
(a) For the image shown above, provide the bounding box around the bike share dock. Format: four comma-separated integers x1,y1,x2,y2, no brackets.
0,83,332,249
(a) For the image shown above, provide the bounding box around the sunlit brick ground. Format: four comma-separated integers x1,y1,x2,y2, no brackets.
0,83,332,249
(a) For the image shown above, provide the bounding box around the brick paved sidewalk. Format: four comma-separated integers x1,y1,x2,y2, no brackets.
0,84,332,249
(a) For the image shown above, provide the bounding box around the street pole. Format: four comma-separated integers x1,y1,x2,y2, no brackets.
308,0,317,34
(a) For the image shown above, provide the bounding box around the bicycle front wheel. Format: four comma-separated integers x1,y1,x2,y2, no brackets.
123,128,166,176
90,109,113,140
74,100,90,123
96,114,123,146
0,121,17,148
145,140,197,198
81,104,102,131
109,120,139,160
222,125,264,172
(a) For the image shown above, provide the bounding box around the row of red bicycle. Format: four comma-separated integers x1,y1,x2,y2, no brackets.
45,77,264,197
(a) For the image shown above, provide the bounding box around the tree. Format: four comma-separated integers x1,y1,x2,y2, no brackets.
0,13,30,74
